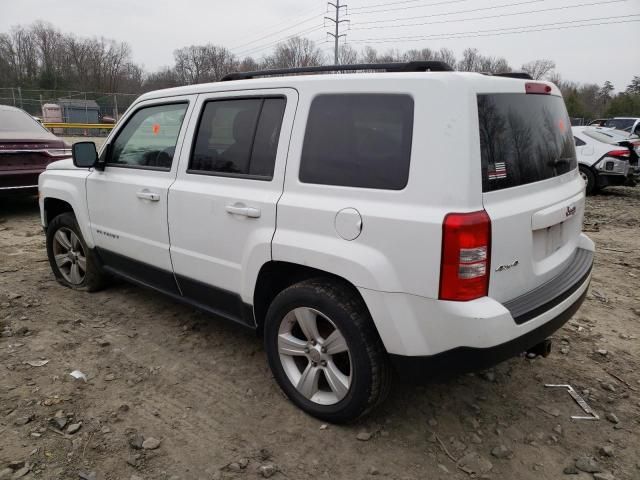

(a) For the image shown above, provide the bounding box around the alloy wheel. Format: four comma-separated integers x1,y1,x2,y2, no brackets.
52,227,86,285
277,307,352,405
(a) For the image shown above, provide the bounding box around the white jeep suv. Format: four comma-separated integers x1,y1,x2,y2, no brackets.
39,62,594,423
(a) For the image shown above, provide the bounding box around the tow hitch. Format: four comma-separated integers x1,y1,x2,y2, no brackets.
527,338,552,358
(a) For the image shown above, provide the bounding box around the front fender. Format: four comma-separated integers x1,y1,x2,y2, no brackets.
39,171,93,248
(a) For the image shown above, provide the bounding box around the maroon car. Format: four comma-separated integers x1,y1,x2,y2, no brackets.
0,105,71,196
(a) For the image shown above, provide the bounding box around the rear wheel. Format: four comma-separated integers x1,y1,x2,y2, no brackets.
264,279,391,423
579,165,597,195
46,212,107,291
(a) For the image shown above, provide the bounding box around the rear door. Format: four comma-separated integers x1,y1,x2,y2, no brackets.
168,89,297,325
477,90,585,302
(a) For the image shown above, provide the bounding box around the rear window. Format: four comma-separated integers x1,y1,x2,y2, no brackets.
0,108,46,133
478,93,576,192
300,94,414,190
582,129,630,144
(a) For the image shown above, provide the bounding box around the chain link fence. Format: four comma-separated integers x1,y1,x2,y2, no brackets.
0,87,139,123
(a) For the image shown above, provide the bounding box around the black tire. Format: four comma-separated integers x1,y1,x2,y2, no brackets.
264,278,391,423
46,212,108,292
579,165,597,195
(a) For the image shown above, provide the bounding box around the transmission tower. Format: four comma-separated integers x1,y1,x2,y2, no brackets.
325,1,349,65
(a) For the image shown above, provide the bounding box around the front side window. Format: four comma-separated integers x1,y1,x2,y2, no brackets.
299,94,414,190
109,103,188,170
189,97,286,179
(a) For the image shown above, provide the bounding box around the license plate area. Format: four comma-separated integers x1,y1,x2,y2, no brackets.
532,222,565,261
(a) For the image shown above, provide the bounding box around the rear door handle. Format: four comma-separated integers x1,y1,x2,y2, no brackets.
136,190,160,202
225,204,261,218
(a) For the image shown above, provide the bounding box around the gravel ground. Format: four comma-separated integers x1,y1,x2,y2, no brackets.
0,187,639,480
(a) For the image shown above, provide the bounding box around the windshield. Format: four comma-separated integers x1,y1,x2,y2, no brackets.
478,93,576,192
0,108,48,133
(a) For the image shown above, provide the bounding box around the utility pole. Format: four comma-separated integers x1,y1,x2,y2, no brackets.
326,0,349,65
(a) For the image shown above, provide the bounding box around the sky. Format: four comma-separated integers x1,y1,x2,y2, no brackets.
1,0,639,91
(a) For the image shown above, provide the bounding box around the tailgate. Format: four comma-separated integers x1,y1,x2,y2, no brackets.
477,91,585,303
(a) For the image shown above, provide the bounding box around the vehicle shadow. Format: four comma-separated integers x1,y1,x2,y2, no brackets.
0,195,40,219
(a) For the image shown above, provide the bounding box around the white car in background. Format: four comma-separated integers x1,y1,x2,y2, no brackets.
605,117,640,137
572,126,639,194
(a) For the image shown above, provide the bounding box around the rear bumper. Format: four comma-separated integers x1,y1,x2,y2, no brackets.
359,235,594,378
389,287,588,381
0,170,42,195
595,172,630,188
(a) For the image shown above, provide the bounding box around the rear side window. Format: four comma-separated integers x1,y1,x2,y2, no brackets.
478,93,576,192
189,97,286,179
300,94,414,190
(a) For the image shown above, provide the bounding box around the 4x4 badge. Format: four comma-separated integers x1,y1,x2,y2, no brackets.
496,260,519,272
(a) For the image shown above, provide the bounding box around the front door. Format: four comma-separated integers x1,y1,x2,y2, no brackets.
86,97,195,294
168,89,297,325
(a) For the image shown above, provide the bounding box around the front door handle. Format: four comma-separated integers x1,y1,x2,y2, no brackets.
225,203,261,218
136,190,160,202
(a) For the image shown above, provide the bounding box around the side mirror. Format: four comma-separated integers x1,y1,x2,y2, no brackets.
72,142,98,168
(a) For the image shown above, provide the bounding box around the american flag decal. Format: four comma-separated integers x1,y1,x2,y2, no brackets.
488,162,507,180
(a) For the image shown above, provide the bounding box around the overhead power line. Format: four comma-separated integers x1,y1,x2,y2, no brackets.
350,0,628,31
347,14,640,43
230,12,323,51
352,0,544,26
349,0,471,13
235,25,326,57
351,0,541,16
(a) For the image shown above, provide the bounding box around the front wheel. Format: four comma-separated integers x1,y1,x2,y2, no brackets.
264,279,391,423
46,212,107,291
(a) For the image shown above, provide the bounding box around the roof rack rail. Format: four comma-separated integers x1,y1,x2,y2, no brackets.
221,61,453,81
491,72,533,80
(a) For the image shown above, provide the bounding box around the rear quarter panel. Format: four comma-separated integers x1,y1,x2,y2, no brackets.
273,75,485,298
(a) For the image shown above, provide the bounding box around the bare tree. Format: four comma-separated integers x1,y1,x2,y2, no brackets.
457,48,510,73
434,48,456,67
457,48,482,72
359,46,378,64
521,59,556,80
174,44,236,84
338,44,358,65
263,37,324,69
402,48,435,62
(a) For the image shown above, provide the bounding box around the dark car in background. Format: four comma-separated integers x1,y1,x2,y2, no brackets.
0,105,71,196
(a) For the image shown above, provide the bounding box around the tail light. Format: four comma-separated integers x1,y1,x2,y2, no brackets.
439,210,492,301
605,149,630,159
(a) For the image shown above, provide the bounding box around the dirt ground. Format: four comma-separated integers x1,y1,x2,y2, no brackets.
1,187,639,480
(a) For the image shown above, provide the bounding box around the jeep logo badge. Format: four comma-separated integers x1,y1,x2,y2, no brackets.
566,205,576,217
